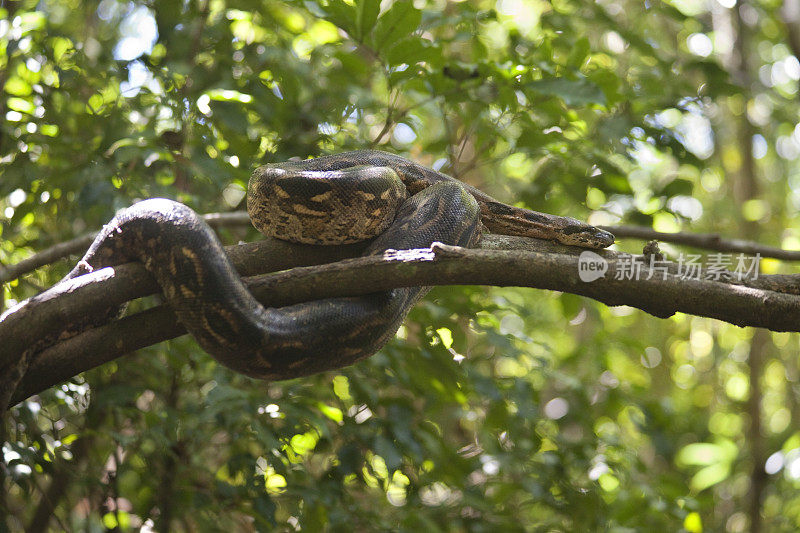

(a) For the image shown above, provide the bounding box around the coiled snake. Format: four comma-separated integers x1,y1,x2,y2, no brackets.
64,150,614,380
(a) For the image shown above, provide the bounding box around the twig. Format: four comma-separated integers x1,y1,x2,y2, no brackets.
369,87,481,148
600,224,800,261
0,233,97,285
369,104,396,147
7,234,800,406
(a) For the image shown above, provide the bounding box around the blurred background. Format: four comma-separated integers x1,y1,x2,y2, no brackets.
2,0,800,530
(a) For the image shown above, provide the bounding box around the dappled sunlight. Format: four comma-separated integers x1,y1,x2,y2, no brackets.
4,0,800,530
109,4,158,61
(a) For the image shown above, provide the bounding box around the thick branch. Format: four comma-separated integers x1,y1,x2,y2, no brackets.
5,211,800,287
7,235,800,406
0,237,368,367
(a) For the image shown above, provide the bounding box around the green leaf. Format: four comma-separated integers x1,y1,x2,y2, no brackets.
567,37,590,68
4,77,33,96
527,77,607,106
587,70,623,105
684,512,703,533
317,402,344,423
356,0,381,41
6,97,35,114
371,0,421,50
383,36,436,67
17,11,46,33
690,463,731,492
102,512,118,529
677,443,726,466
660,178,694,197
374,435,403,472
317,0,357,37
676,440,737,469
205,89,253,103
49,36,74,63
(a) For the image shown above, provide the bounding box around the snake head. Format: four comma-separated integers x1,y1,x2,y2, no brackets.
559,221,615,249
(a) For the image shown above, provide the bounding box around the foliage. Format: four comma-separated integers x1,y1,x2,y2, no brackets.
2,0,800,531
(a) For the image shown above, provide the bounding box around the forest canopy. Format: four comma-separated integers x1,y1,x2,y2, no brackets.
3,0,800,531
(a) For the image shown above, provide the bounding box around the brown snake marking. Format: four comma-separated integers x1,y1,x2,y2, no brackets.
251,150,614,249
51,150,613,380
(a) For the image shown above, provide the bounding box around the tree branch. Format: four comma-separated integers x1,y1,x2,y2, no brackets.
6,234,800,407
601,224,800,261
0,238,370,369
782,0,800,95
0,211,251,285
5,212,800,288
0,233,96,285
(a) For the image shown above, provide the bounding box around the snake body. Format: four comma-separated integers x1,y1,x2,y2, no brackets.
64,151,613,379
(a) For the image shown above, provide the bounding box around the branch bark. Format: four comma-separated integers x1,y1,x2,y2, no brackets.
5,212,800,288
0,237,368,368
5,234,800,407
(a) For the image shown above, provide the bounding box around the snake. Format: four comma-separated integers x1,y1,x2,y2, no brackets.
62,150,614,380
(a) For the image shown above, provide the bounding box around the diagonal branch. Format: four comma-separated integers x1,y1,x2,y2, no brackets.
6,234,800,407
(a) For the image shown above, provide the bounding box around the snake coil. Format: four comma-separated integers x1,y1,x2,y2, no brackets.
61,150,613,379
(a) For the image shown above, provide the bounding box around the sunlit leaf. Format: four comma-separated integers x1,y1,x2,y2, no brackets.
2,1,794,530
690,463,731,492
6,97,35,114
371,0,421,50
317,0,356,36
684,512,703,533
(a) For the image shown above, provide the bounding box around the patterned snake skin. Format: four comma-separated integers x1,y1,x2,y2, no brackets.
61,150,614,379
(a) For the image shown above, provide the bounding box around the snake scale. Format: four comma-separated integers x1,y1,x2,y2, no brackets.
63,150,614,380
